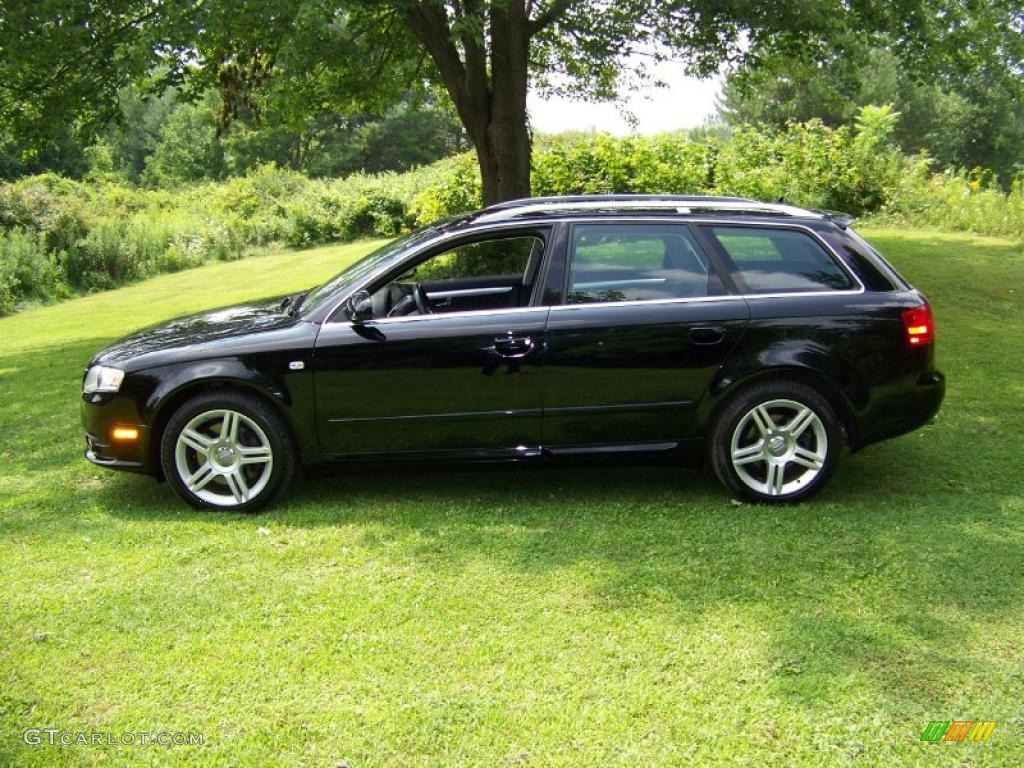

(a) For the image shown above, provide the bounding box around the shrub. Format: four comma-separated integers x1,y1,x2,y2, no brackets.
0,174,91,253
342,194,408,238
880,166,1024,237
285,182,409,247
409,154,482,224
0,229,65,314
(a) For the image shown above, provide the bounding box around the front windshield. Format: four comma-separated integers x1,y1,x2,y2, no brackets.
299,220,458,317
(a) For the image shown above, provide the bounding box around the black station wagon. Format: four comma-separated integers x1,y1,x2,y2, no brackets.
82,195,945,511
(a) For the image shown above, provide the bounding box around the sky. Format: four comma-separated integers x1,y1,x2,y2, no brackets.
527,61,723,135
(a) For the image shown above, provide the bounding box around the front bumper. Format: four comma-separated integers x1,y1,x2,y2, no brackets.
83,432,150,473
81,393,153,474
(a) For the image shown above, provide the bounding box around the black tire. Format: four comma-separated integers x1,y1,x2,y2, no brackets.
709,379,843,504
160,389,296,513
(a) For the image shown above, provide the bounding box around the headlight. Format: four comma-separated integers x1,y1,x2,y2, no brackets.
83,365,125,394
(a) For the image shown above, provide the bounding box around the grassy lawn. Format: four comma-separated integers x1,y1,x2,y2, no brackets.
0,228,1021,767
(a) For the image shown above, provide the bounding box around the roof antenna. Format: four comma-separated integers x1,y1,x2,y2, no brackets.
776,196,786,204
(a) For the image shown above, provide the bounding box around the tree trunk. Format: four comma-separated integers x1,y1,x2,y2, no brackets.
470,94,532,206
400,1,534,207
479,0,532,205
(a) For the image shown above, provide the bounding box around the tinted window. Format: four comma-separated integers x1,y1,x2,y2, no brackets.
367,235,542,319
568,224,721,303
413,236,537,282
706,226,853,294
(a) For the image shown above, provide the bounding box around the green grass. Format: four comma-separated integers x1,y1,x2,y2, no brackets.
0,229,1022,767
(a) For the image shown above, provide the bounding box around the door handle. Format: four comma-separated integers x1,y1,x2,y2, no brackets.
493,335,535,358
689,326,727,345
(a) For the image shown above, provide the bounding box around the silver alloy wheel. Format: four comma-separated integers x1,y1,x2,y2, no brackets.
174,409,274,507
729,398,828,497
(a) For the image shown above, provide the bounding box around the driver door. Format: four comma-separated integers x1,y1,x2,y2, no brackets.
313,228,552,458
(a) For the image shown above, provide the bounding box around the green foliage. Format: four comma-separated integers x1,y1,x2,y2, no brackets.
0,229,65,315
409,155,482,226
719,44,1024,185
419,109,906,219
142,100,227,188
531,134,716,196
0,81,465,189
880,166,1024,239
5,0,1020,207
283,172,428,248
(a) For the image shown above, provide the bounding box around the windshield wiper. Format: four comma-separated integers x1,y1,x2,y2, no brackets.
284,290,309,317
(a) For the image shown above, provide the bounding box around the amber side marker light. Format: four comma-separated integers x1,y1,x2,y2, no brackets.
111,427,139,441
902,304,934,346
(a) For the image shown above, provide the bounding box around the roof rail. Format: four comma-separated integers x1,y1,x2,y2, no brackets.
475,195,823,223
484,194,754,211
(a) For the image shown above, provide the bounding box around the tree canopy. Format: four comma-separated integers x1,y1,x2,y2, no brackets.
2,1,1023,202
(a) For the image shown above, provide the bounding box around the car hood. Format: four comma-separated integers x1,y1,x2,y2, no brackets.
91,295,311,371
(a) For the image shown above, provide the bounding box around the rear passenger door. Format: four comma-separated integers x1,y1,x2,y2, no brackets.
541,221,750,450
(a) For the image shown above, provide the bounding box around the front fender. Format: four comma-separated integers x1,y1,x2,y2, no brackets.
141,355,318,458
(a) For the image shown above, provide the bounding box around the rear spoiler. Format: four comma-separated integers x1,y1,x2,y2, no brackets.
816,210,856,229
773,198,855,229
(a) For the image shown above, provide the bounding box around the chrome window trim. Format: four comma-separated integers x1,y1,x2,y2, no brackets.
425,286,515,299
574,278,668,289
321,304,551,330
320,216,863,324
319,288,871,332
547,290,862,314
549,295,747,312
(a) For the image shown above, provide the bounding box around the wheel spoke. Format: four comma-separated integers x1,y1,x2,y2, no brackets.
225,469,249,504
731,441,765,466
749,406,773,436
186,462,216,492
180,428,213,455
765,462,785,496
791,446,824,470
238,444,272,465
787,407,816,438
220,411,239,443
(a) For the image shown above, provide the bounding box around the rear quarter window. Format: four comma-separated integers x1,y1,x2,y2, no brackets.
705,226,855,294
842,228,910,291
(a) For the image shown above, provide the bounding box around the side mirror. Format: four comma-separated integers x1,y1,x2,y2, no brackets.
345,290,373,322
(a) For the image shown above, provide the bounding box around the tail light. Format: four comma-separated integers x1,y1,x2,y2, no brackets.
902,304,934,346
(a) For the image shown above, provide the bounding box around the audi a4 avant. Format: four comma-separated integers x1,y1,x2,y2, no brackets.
82,195,944,511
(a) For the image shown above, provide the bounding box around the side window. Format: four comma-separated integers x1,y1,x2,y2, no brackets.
705,226,854,294
412,237,536,282
369,235,542,318
567,224,722,304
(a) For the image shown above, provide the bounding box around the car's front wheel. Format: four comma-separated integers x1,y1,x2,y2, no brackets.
161,390,295,512
710,380,842,504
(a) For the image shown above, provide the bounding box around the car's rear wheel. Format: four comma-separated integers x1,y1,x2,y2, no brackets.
710,380,842,503
161,390,295,512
